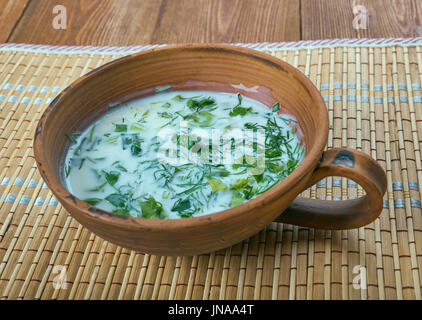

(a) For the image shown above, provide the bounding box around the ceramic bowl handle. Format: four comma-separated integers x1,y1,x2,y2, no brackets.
275,148,387,229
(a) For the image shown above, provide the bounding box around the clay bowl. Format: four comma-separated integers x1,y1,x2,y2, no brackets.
33,44,387,256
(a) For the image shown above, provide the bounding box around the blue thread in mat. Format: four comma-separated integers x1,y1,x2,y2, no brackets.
383,200,389,208
408,181,419,191
347,94,356,101
394,199,405,208
19,195,31,205
0,95,5,102
15,84,25,91
319,83,367,90
398,83,407,90
3,83,13,90
348,196,357,200
388,96,394,103
399,96,408,103
48,197,58,206
28,179,38,188
28,85,37,92
13,177,25,186
392,182,404,191
323,96,328,102
21,97,31,104
374,84,382,91
361,96,370,103
410,199,422,209
316,180,327,188
374,97,383,104
348,180,358,188
8,96,17,103
34,97,43,105
333,178,342,187
411,83,421,90
52,86,61,92
34,197,45,206
45,97,53,104
332,196,342,201
414,96,422,103
40,86,50,93
333,95,342,101
387,84,394,91
42,182,48,189
1,177,9,185
5,193,16,203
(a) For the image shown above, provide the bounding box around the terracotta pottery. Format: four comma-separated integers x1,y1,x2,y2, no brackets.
33,44,387,256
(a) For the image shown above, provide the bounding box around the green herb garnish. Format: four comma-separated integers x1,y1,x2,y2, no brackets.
64,92,304,219
66,133,80,143
84,198,102,206
139,196,166,219
103,170,120,186
89,125,96,142
229,94,253,117
155,86,172,94
172,95,186,102
105,193,126,207
230,191,245,207
171,198,196,217
114,124,127,132
90,181,107,192
130,123,144,131
229,106,252,117
107,103,121,111
207,179,227,192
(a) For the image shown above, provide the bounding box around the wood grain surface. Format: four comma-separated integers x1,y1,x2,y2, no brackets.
0,0,30,42
1,0,421,45
301,0,422,39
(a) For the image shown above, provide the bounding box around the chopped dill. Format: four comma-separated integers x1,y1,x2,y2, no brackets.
64,91,304,219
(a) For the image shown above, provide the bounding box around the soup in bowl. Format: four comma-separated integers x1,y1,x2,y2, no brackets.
33,44,387,256
63,90,304,219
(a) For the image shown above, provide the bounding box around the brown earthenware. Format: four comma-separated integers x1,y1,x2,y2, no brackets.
33,44,387,256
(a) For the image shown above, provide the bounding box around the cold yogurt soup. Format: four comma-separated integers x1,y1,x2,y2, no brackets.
63,90,304,219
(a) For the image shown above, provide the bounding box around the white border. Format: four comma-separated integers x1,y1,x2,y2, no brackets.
1,38,422,55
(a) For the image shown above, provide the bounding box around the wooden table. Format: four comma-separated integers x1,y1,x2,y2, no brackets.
2,0,422,45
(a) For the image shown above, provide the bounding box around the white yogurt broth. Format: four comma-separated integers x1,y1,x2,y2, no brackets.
63,90,304,219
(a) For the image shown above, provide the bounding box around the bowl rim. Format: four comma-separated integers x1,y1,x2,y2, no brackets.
33,43,329,232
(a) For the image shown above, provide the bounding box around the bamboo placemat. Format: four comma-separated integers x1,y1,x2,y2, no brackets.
0,40,422,300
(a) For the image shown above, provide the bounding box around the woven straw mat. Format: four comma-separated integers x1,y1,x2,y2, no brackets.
0,41,422,300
